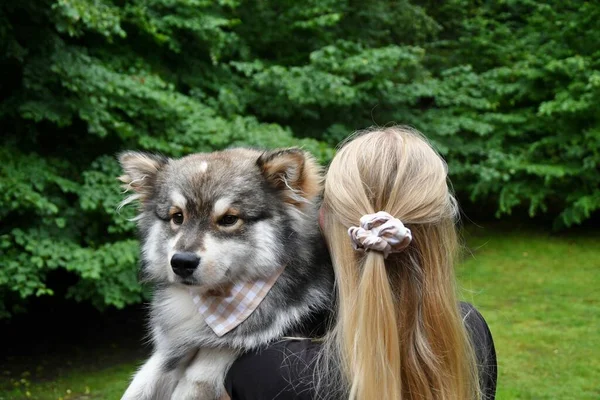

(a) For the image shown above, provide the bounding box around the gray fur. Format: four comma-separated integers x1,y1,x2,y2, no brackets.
120,148,333,400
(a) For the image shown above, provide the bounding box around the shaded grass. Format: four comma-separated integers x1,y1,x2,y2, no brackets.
0,304,148,400
0,359,139,400
2,226,598,399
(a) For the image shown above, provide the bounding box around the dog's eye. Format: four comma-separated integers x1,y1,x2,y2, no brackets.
171,212,184,225
218,215,239,226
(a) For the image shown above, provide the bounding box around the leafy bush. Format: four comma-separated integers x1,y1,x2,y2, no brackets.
1,0,598,316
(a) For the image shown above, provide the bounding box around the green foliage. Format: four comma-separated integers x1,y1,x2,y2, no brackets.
1,0,598,315
424,0,600,230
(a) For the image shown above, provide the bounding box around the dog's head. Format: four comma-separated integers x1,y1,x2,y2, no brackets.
118,148,322,290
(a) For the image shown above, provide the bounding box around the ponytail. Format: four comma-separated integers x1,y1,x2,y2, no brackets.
345,252,401,400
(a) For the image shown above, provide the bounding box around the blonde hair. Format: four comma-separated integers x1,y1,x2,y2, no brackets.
316,126,480,400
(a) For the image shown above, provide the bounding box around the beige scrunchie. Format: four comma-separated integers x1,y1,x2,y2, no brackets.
348,211,412,258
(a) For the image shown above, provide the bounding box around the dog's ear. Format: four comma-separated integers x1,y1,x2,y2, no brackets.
257,148,322,205
118,151,168,203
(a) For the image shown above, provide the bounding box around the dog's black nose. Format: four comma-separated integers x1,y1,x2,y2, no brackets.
171,252,200,278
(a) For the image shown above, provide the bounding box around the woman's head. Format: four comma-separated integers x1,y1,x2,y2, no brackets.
318,126,478,400
323,125,457,234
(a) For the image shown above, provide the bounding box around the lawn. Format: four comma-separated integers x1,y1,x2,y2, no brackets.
1,225,598,399
459,225,599,399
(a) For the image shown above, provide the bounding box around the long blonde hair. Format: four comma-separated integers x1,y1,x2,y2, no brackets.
317,126,480,400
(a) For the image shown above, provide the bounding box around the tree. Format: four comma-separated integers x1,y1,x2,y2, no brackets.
1,0,598,316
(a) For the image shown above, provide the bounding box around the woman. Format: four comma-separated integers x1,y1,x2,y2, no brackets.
225,126,497,399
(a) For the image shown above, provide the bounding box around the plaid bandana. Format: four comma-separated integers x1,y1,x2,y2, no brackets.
190,267,285,337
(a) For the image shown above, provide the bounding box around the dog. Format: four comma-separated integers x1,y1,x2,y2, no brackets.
118,148,334,399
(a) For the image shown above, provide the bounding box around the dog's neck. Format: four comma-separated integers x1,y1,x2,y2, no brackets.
188,265,286,337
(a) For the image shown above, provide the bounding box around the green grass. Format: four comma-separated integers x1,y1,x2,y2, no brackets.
2,226,598,399
459,226,600,400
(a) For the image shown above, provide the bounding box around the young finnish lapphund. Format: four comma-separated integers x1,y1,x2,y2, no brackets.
119,148,333,399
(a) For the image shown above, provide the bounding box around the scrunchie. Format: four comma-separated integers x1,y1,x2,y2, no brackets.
347,211,412,258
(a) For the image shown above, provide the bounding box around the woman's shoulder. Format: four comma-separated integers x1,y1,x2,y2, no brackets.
460,302,495,350
225,339,320,400
460,302,498,400
461,302,491,334
226,303,497,399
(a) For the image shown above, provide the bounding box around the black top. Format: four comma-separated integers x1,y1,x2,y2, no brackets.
225,302,497,400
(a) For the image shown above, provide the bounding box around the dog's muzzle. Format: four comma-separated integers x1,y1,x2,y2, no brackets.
171,252,200,278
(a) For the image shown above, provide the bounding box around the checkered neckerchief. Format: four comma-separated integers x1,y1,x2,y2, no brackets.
190,267,285,337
